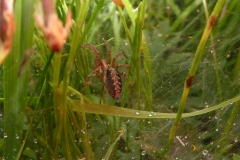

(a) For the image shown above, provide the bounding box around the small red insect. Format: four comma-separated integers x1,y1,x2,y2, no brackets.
81,41,133,105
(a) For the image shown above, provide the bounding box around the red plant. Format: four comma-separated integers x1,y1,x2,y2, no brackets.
0,0,16,64
34,0,72,52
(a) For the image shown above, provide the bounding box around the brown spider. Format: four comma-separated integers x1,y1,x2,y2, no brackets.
81,41,133,106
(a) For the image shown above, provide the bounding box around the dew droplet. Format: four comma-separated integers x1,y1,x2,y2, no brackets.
81,129,86,134
34,138,38,143
16,134,19,139
3,133,7,138
148,113,152,117
136,111,140,115
141,150,146,156
202,150,208,155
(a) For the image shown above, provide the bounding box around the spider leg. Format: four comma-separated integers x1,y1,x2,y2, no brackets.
116,64,132,76
81,67,101,93
116,64,130,71
99,64,108,104
104,41,112,64
81,44,101,61
112,51,128,68
99,84,105,104
119,71,133,107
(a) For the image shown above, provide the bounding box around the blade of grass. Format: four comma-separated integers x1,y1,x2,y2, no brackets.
52,46,62,158
202,0,222,102
73,94,240,119
103,131,124,160
170,0,202,31
61,0,93,158
142,36,153,111
2,0,35,158
3,0,23,159
78,99,94,159
160,0,226,156
74,0,104,92
78,0,104,45
28,52,54,105
16,119,34,160
61,0,91,113
14,0,35,159
117,6,133,48
129,0,146,109
166,0,181,16
122,0,136,24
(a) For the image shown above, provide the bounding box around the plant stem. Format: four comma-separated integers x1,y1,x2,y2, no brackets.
79,0,104,45
117,6,133,48
160,0,226,156
28,52,54,105
131,0,146,109
61,0,93,158
3,0,34,158
53,52,62,158
202,0,222,102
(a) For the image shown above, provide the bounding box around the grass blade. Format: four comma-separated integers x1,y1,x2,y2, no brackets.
160,0,226,156
104,131,124,160
3,0,33,158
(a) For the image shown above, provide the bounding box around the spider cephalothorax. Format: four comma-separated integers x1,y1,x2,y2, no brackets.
81,41,133,105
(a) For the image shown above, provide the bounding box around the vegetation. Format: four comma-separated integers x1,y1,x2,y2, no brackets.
1,0,240,159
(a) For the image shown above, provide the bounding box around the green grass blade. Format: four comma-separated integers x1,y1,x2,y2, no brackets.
171,0,202,31
117,6,133,48
74,94,240,119
3,0,34,159
3,1,22,159
130,0,146,108
160,0,226,156
104,131,124,160
28,52,54,105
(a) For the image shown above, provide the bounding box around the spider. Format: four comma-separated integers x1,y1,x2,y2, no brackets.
81,41,133,106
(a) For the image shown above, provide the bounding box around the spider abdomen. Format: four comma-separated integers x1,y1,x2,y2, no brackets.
105,67,122,100
81,41,132,106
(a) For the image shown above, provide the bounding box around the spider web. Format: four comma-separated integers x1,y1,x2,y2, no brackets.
1,0,240,159
73,1,240,159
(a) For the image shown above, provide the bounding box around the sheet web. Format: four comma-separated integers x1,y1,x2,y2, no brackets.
64,4,240,160
69,30,240,159
131,17,240,159
74,3,240,158
13,0,240,159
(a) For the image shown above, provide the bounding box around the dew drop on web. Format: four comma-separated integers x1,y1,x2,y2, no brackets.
34,138,38,143
141,150,146,156
3,133,7,138
202,150,208,156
